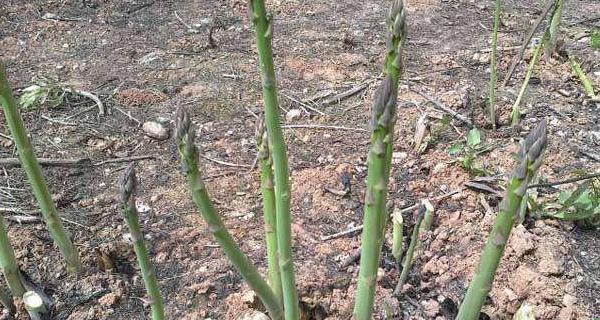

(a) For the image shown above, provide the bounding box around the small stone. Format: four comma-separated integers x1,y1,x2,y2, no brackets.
142,121,170,140
98,292,120,307
562,294,577,307
241,290,258,306
238,311,269,320
392,151,408,164
557,88,571,97
558,306,576,320
422,299,440,317
285,109,302,122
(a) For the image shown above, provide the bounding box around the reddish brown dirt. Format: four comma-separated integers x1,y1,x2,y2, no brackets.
0,0,599,319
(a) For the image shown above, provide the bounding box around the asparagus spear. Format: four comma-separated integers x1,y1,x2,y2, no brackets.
456,120,547,320
23,291,47,320
391,208,404,263
120,165,165,320
0,214,25,297
176,107,283,320
256,119,283,302
511,43,543,126
393,205,426,295
544,0,563,58
488,0,501,129
0,62,80,273
353,1,406,319
248,1,300,318
568,53,597,100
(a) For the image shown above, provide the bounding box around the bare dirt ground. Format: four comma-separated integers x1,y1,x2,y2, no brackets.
0,0,599,319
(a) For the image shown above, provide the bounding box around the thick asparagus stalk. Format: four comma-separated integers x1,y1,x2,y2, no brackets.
23,291,47,320
353,2,405,319
456,120,547,320
120,165,165,320
0,62,80,273
0,214,25,297
393,205,426,295
511,43,543,126
248,1,300,318
544,0,563,58
176,108,283,320
256,120,283,302
419,199,435,232
488,0,501,129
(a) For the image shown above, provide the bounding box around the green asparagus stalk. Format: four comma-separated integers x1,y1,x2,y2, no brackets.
419,199,435,232
256,120,283,302
511,43,543,126
544,0,563,58
120,165,165,320
176,107,283,320
0,214,25,297
568,53,597,100
248,1,300,318
393,205,426,295
391,208,404,263
23,291,47,320
456,120,547,320
0,62,80,273
353,2,406,319
488,0,501,129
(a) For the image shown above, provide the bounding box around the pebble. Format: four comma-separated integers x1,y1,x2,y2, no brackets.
238,311,269,320
142,121,170,140
562,294,577,307
98,292,120,307
392,151,408,164
285,108,302,122
422,299,441,317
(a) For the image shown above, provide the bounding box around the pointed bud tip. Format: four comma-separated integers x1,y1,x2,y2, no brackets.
120,163,137,203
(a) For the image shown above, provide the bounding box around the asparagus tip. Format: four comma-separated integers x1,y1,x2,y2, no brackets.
120,164,137,204
371,75,398,129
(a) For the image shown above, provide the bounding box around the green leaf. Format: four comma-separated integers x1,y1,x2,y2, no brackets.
467,128,481,147
19,85,46,108
449,142,464,155
560,181,591,210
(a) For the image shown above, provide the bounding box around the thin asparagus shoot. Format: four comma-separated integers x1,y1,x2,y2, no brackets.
176,107,283,320
456,120,547,320
248,1,300,318
0,215,25,297
120,164,165,320
511,43,543,126
391,208,404,263
0,62,80,273
393,205,426,295
353,1,406,318
568,53,598,100
256,119,283,302
488,0,501,129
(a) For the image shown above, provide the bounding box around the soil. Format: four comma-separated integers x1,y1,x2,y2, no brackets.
1,0,599,319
